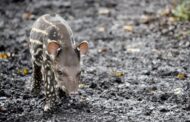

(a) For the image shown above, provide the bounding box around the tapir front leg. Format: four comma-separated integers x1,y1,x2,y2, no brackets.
43,63,57,111
31,62,42,96
30,44,43,96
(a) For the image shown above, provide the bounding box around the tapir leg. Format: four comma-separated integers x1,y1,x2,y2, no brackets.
30,44,43,96
31,62,42,95
43,63,57,111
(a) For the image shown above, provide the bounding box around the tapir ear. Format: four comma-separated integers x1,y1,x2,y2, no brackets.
77,41,89,55
47,42,61,60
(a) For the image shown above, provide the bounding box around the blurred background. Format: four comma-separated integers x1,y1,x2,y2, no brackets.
0,0,190,122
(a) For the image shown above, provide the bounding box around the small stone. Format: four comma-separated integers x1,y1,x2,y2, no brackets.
168,17,176,23
127,48,140,53
98,8,110,15
98,48,108,53
159,6,172,16
114,77,122,84
144,109,152,116
23,94,30,100
123,25,133,32
86,109,91,113
160,108,169,113
62,1,71,8
160,93,169,101
97,27,105,32
0,21,4,29
173,88,183,95
142,70,151,75
0,97,7,100
0,45,5,51
89,82,97,89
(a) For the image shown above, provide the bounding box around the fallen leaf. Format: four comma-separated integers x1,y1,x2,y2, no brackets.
140,15,156,24
176,73,187,80
17,69,21,74
23,68,29,75
123,25,133,32
79,83,87,88
0,53,10,59
22,12,34,20
159,7,172,16
168,17,176,22
0,106,6,112
98,48,108,53
112,70,124,78
17,68,29,76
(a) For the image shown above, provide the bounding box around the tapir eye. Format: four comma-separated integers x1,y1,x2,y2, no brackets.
57,70,67,77
76,71,81,77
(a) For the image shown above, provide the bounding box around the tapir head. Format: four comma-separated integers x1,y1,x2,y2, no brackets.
47,40,88,94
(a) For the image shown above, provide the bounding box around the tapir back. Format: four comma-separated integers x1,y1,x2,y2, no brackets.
30,14,74,50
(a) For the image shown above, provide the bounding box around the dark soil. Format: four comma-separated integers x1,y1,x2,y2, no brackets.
1,0,190,121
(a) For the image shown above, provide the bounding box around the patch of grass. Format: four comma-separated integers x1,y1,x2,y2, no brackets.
172,0,190,21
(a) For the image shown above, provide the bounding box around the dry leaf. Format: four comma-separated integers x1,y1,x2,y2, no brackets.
0,106,6,112
123,25,133,32
23,68,29,75
168,17,176,22
176,73,187,80
79,83,87,88
112,70,124,78
22,12,33,20
159,7,172,16
0,53,10,59
140,15,155,24
17,68,29,76
98,48,108,53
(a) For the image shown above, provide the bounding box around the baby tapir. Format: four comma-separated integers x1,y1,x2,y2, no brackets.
29,14,88,111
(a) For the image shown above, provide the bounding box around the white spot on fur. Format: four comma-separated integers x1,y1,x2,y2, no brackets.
48,71,51,76
44,103,50,111
30,39,43,45
31,28,48,35
47,39,58,43
51,87,54,92
46,91,49,94
47,77,51,84
42,15,58,29
34,48,42,56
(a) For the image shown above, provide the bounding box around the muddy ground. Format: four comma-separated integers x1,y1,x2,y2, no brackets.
0,0,190,121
